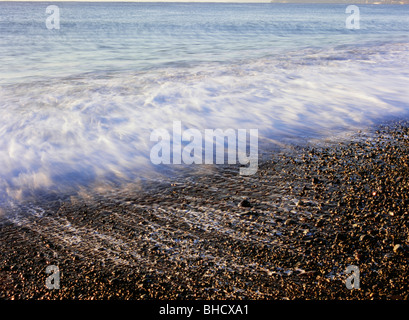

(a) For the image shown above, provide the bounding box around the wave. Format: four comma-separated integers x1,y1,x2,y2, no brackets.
1,41,409,204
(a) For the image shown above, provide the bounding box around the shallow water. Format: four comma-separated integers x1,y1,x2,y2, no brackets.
1,3,409,202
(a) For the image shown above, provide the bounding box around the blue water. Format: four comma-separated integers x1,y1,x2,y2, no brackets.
1,3,409,82
1,2,409,202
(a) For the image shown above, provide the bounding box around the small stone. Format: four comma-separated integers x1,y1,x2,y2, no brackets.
315,218,324,227
354,251,364,261
393,244,404,254
334,232,347,243
284,218,295,226
238,199,251,208
292,199,303,206
298,270,318,278
359,235,366,242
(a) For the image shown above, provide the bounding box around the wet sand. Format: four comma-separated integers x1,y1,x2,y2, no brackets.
1,120,409,300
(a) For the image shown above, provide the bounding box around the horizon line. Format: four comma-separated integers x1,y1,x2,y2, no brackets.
1,0,408,3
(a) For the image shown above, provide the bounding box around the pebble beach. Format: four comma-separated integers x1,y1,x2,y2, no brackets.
1,120,409,300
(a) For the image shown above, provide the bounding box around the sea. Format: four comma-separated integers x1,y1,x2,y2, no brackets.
1,2,409,205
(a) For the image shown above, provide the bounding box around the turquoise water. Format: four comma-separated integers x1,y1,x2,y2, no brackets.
1,2,409,201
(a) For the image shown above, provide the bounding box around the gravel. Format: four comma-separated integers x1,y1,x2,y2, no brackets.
1,120,409,300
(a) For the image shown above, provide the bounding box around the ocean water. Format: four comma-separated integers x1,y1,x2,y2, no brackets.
1,2,409,204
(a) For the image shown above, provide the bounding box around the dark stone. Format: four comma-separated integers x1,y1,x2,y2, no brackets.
238,199,251,208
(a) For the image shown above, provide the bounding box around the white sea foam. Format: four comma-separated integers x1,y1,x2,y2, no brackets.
1,42,409,203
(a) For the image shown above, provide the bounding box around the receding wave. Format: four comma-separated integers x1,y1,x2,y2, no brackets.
1,42,409,204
